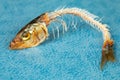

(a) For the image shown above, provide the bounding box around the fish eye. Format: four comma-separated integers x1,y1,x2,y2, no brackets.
21,31,31,41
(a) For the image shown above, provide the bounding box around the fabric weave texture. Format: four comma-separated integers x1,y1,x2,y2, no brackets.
0,0,120,80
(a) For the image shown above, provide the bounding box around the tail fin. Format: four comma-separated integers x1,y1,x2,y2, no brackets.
100,40,115,69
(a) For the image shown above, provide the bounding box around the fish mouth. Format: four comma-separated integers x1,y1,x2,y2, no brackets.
9,41,22,50
9,37,36,50
9,37,24,50
9,41,15,50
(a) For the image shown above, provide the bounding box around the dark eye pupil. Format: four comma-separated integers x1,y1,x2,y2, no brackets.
22,32,28,37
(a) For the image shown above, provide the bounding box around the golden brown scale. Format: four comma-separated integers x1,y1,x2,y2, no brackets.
101,40,115,69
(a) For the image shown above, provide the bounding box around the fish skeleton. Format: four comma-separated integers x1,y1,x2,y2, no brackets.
9,8,115,69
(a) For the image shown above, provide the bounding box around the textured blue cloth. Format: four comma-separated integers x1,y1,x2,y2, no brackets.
0,0,120,80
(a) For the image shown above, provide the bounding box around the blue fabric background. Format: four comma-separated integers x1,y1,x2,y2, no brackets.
0,0,120,80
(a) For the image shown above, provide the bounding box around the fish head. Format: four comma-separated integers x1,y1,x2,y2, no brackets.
9,22,48,50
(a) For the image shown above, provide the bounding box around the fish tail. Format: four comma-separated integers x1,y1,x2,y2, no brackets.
100,40,115,70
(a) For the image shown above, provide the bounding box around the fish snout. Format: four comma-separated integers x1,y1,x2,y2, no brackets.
9,37,22,50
